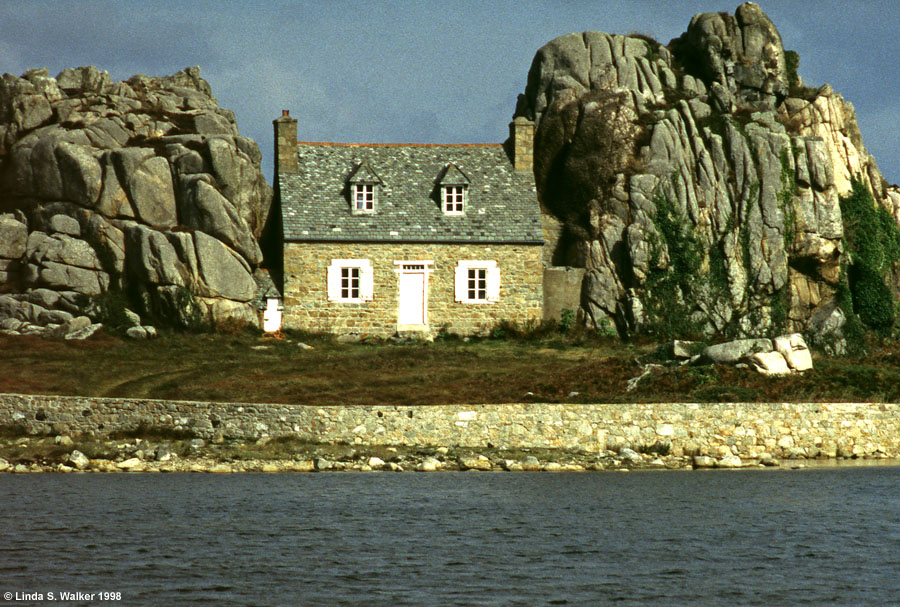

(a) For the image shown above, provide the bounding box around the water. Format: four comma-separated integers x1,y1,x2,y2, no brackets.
2,468,900,606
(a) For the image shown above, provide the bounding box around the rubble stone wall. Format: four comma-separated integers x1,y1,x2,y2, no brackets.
2,393,899,461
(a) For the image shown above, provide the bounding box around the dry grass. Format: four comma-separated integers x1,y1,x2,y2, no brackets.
1,330,899,405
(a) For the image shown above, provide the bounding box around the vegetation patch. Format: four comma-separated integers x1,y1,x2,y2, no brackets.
642,184,704,338
839,180,900,336
784,50,800,90
642,180,736,339
779,147,798,250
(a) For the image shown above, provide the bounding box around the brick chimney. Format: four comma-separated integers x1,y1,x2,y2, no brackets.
273,109,298,175
508,116,534,176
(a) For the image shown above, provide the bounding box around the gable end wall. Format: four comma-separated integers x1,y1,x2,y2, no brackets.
283,242,542,336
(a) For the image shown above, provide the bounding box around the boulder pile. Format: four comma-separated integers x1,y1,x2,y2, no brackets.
518,2,900,351
0,66,271,333
670,333,813,375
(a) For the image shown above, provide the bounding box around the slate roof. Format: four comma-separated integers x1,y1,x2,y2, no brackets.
280,143,542,244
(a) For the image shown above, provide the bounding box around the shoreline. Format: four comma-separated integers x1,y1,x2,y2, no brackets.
3,435,899,474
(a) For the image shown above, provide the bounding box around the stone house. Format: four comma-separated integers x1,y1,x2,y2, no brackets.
271,111,543,337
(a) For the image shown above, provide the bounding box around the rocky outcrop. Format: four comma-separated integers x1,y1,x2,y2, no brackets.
0,66,271,330
517,2,900,350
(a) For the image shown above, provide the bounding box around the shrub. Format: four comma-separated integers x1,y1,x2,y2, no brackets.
75,289,133,329
848,262,894,335
840,179,900,336
641,183,706,338
638,441,671,456
558,308,576,333
784,50,800,90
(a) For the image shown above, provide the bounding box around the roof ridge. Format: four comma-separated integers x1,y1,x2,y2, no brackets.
297,141,503,148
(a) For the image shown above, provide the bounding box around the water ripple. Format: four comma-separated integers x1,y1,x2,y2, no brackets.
1,468,899,605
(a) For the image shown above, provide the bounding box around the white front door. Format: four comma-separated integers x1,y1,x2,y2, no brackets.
397,271,426,326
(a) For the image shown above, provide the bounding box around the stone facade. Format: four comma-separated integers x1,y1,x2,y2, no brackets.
283,241,542,336
3,393,900,462
274,111,543,337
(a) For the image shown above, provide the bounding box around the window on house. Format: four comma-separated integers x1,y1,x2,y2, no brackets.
455,260,500,303
341,267,360,299
327,259,374,302
353,183,376,212
467,267,487,301
443,185,466,214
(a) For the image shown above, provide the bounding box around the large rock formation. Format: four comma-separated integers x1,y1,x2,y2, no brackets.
0,66,271,330
517,2,900,351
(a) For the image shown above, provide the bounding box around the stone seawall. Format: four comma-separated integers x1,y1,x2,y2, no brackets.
2,394,900,461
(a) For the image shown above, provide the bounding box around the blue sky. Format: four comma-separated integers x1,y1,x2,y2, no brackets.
2,1,898,183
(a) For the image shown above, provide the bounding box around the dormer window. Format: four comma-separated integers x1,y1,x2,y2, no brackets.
443,185,466,214
347,161,382,215
353,183,376,212
438,163,470,216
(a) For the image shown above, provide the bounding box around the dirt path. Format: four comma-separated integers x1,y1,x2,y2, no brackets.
98,368,201,400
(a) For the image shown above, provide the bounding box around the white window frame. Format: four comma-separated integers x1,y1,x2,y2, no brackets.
327,259,374,302
352,183,376,213
442,185,466,215
454,260,500,304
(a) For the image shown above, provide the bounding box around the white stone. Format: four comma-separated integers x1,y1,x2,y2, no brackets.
67,450,90,470
367,456,386,469
418,457,442,471
656,424,675,437
520,455,541,471
693,455,717,468
717,455,743,468
125,326,148,339
746,351,792,376
619,447,642,464
314,457,333,471
774,333,813,372
457,411,477,422
123,308,142,327
117,457,143,470
777,435,795,449
460,455,492,470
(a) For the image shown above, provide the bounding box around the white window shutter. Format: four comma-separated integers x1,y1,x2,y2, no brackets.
454,263,468,302
326,262,340,301
360,262,374,301
486,264,501,302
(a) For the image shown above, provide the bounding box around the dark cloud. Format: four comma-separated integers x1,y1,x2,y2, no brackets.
1,1,897,183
